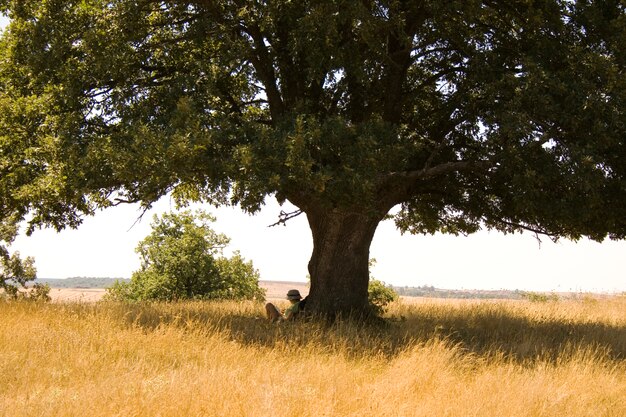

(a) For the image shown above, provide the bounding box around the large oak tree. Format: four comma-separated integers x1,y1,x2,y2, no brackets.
1,1,625,316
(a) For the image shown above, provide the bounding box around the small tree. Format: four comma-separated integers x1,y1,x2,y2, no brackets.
0,250,50,302
0,219,49,301
106,210,265,302
214,251,266,301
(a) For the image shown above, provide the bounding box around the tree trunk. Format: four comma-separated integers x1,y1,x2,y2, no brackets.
304,207,384,318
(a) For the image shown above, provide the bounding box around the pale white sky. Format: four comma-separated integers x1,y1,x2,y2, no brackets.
2,15,624,293
10,197,626,293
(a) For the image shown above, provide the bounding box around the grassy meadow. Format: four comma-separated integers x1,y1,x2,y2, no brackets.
1,296,625,417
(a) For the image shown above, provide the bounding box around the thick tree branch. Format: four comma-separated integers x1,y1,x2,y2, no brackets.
241,23,285,121
377,160,490,211
390,160,488,182
491,217,562,243
381,4,428,123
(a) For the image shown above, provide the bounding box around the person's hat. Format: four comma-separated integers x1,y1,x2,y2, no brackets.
286,289,302,300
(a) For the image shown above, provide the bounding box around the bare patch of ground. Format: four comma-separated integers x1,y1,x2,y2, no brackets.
262,281,309,301
49,280,309,303
50,287,107,303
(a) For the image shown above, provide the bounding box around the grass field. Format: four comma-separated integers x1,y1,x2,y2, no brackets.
1,296,624,416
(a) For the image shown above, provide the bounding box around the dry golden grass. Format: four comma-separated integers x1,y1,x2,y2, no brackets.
1,296,624,417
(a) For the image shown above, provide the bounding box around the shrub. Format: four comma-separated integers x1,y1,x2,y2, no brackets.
213,251,266,300
1,246,50,302
367,259,398,315
105,210,265,302
368,278,399,315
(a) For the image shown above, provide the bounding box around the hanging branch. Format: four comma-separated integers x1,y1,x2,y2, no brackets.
126,205,152,232
268,209,303,227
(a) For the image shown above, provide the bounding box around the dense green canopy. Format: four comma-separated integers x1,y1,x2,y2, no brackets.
1,1,625,315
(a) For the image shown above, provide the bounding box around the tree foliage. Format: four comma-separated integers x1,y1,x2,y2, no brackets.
105,210,265,302
0,215,49,301
1,1,625,315
0,246,50,301
368,279,399,315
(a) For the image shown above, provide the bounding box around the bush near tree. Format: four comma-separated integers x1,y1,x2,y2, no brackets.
105,211,265,302
368,279,399,316
367,259,399,315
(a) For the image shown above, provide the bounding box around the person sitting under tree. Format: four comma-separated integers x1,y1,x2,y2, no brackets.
265,289,306,322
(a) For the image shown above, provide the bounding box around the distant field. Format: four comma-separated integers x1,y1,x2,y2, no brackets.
1,296,624,416
48,287,107,303
47,280,309,303
39,277,615,301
